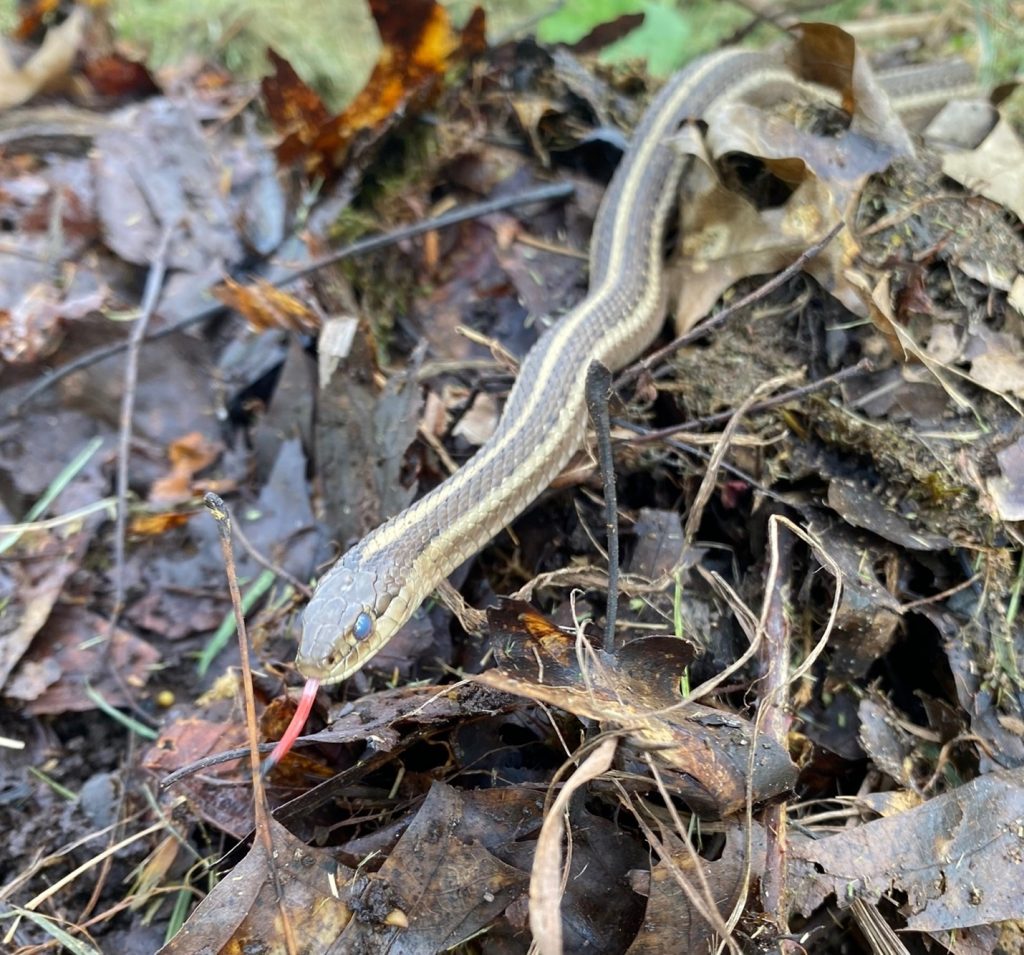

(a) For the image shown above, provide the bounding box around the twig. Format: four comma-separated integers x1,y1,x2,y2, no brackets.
9,181,574,414
584,361,620,651
616,221,844,390
109,226,175,627
229,520,313,599
756,526,795,934
204,492,299,955
622,359,871,445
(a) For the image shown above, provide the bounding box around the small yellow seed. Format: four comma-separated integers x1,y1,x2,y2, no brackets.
384,909,409,928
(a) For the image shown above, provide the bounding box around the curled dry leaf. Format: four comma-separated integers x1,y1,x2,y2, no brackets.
148,432,223,505
475,600,798,815
670,22,916,333
213,276,319,333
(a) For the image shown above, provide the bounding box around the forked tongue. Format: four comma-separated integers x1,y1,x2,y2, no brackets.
262,677,320,775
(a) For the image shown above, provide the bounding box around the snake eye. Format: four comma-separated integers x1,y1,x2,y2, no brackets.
352,611,374,642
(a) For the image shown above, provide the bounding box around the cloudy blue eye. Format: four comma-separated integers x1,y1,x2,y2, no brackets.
352,612,373,641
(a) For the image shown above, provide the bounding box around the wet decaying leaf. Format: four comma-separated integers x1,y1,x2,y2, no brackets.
157,817,354,955
5,605,159,716
94,102,245,273
626,826,750,955
332,783,529,952
790,767,1024,932
476,599,798,815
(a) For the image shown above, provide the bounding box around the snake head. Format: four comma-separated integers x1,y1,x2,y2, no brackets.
296,559,398,685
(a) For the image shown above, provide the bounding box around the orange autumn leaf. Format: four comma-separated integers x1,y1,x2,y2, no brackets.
262,1,485,178
213,276,319,332
129,512,192,536
260,49,331,153
13,0,61,43
150,432,222,505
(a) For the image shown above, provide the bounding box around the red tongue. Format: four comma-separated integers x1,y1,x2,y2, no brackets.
263,677,320,775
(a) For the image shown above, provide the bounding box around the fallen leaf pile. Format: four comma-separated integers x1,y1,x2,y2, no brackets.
1,4,1023,954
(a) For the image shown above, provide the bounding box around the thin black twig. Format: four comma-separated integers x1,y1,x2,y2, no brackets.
616,221,844,390
619,358,871,444
584,360,619,652
10,181,575,414
99,227,175,731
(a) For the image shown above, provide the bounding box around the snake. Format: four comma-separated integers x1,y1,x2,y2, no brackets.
292,46,975,689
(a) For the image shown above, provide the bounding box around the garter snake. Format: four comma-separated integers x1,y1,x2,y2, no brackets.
294,46,975,687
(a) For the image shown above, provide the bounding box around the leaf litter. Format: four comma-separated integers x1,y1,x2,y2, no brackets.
0,3,1023,953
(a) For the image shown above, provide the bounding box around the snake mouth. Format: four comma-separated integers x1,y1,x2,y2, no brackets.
296,636,377,686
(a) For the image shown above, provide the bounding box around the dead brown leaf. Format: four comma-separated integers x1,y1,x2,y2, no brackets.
0,527,93,690
475,600,797,815
942,118,1024,221
0,283,108,365
142,714,254,839
158,817,354,954
986,436,1024,521
671,22,917,332
263,1,485,179
129,512,192,536
626,826,750,954
149,432,223,505
335,783,528,950
4,605,159,715
790,766,1024,931
82,51,160,99
213,276,319,333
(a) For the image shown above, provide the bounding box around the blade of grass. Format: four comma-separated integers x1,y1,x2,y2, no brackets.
84,683,159,740
27,767,77,801
195,568,277,677
0,907,101,955
0,436,105,554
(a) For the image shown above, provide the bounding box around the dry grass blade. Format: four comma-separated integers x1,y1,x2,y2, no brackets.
850,899,912,955
529,736,619,955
